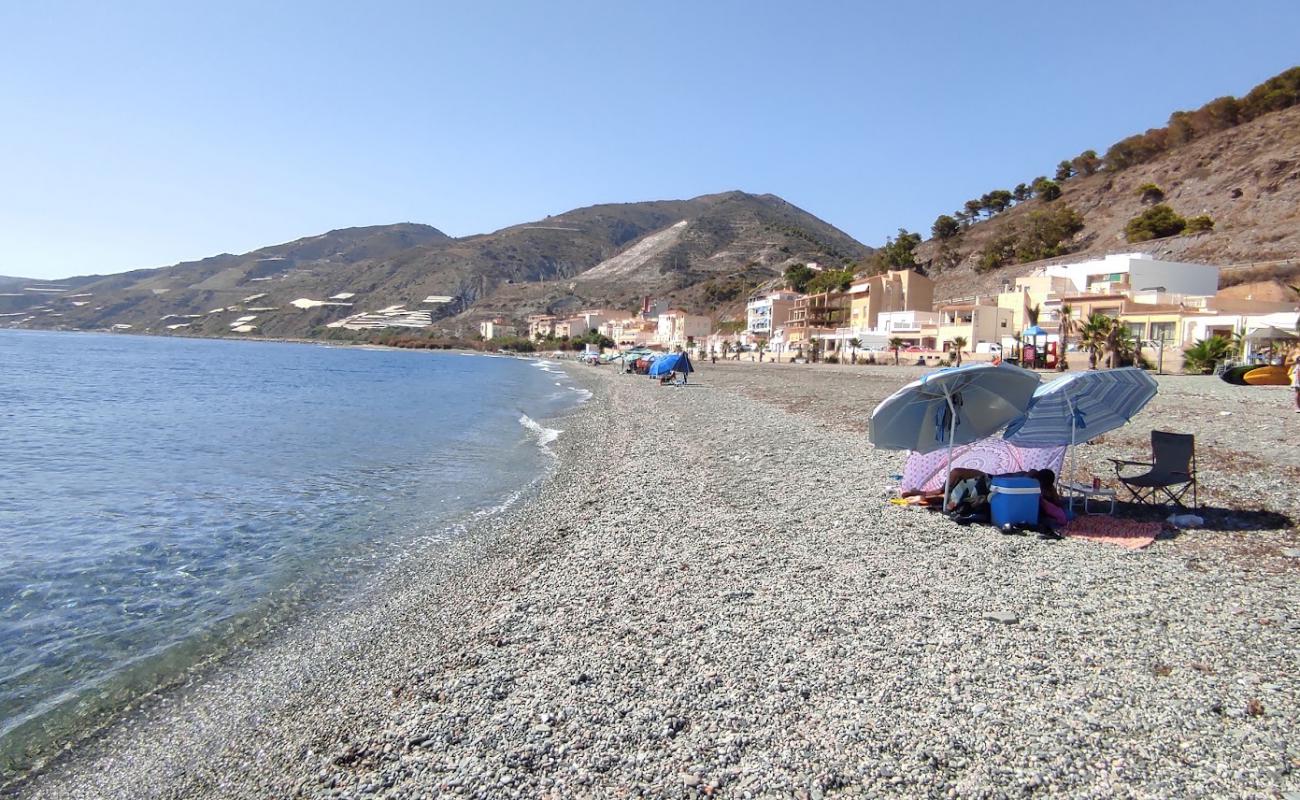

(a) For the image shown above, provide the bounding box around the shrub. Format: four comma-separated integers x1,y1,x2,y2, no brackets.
1032,177,1062,201
1136,183,1165,203
932,214,960,240
1185,214,1215,234
1125,204,1186,242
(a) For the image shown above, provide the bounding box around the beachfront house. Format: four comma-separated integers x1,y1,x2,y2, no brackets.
656,309,711,349
745,290,800,341
847,269,934,334
787,290,849,359
479,318,517,340
527,314,557,341
936,301,1013,353
875,310,940,351
602,317,657,348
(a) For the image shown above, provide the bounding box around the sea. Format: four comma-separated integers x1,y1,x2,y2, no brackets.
0,330,585,772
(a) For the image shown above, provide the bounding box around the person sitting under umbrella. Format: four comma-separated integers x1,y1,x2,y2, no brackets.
906,467,1066,526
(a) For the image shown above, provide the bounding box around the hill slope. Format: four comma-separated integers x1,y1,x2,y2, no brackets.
917,104,1300,301
1,193,868,337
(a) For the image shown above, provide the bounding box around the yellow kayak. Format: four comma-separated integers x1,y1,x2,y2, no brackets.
1242,366,1291,386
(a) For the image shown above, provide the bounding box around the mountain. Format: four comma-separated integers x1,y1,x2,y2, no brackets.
0,192,869,338
914,71,1300,302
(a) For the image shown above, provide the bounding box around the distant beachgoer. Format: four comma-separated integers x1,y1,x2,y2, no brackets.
711,350,717,365
1291,358,1300,412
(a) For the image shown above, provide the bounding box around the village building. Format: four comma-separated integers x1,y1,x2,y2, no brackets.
785,291,849,358
745,290,800,341
656,309,711,349
479,318,517,339
527,314,557,340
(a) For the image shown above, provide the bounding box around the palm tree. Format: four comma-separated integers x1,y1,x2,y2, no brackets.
1182,336,1234,374
1056,303,1076,371
950,336,967,367
848,337,861,365
1229,324,1248,361
1104,320,1122,369
1026,303,1041,329
1080,313,1113,369
1112,325,1139,367
888,337,905,366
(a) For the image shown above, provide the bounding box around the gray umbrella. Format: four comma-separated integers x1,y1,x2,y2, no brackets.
1245,326,1298,342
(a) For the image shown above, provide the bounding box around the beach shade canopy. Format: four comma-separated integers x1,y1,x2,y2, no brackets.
648,352,694,377
901,436,1067,494
1245,325,1299,342
1023,325,1048,337
870,363,1041,455
1003,367,1158,448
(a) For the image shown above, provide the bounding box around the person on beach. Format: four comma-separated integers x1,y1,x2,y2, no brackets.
906,467,1064,513
1290,356,1300,412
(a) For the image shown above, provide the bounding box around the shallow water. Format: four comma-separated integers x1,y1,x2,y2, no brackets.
0,331,579,767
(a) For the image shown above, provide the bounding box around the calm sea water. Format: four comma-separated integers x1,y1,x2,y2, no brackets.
0,330,583,769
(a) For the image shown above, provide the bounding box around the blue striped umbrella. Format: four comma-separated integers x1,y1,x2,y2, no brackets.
1003,367,1158,448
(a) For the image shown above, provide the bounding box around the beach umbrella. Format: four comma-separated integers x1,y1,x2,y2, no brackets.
1003,367,1158,448
870,363,1041,503
1244,325,1298,342
1003,367,1158,505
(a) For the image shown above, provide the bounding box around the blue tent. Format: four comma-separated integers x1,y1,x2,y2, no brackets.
648,352,694,377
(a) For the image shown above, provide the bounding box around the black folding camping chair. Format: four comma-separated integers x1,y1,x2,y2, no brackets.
1111,431,1198,508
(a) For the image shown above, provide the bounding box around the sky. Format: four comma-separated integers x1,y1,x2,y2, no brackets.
3,1,1298,280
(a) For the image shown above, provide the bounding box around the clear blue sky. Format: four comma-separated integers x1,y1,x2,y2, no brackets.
3,1,1297,280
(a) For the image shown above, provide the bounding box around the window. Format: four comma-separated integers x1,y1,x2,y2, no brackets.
1151,322,1175,342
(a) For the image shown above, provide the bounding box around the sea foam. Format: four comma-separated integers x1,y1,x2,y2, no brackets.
518,414,562,448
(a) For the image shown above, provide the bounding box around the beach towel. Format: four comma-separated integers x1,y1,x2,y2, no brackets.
901,437,1067,494
1062,516,1162,550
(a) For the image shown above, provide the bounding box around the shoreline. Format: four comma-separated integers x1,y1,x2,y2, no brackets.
14,363,1300,798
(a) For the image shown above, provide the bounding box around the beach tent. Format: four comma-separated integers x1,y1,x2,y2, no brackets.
648,352,694,377
901,436,1066,494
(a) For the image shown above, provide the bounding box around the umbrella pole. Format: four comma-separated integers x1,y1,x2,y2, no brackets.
942,390,957,512
1066,401,1078,516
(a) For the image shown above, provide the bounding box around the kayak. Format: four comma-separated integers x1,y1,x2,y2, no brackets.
1242,366,1290,386
1220,365,1254,385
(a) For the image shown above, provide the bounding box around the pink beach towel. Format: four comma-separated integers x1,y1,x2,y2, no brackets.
1063,516,1162,550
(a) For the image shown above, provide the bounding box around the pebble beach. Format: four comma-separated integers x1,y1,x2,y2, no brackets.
12,361,1300,799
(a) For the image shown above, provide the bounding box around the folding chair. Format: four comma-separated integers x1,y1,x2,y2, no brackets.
1111,431,1198,508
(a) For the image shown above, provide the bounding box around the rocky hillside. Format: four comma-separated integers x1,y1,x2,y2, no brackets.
918,100,1300,301
468,192,868,325
0,193,867,338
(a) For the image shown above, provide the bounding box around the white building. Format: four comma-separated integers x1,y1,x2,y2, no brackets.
479,319,518,339
1044,253,1219,297
656,309,711,349
746,290,800,338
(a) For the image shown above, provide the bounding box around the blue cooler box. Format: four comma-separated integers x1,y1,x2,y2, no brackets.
989,476,1041,527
